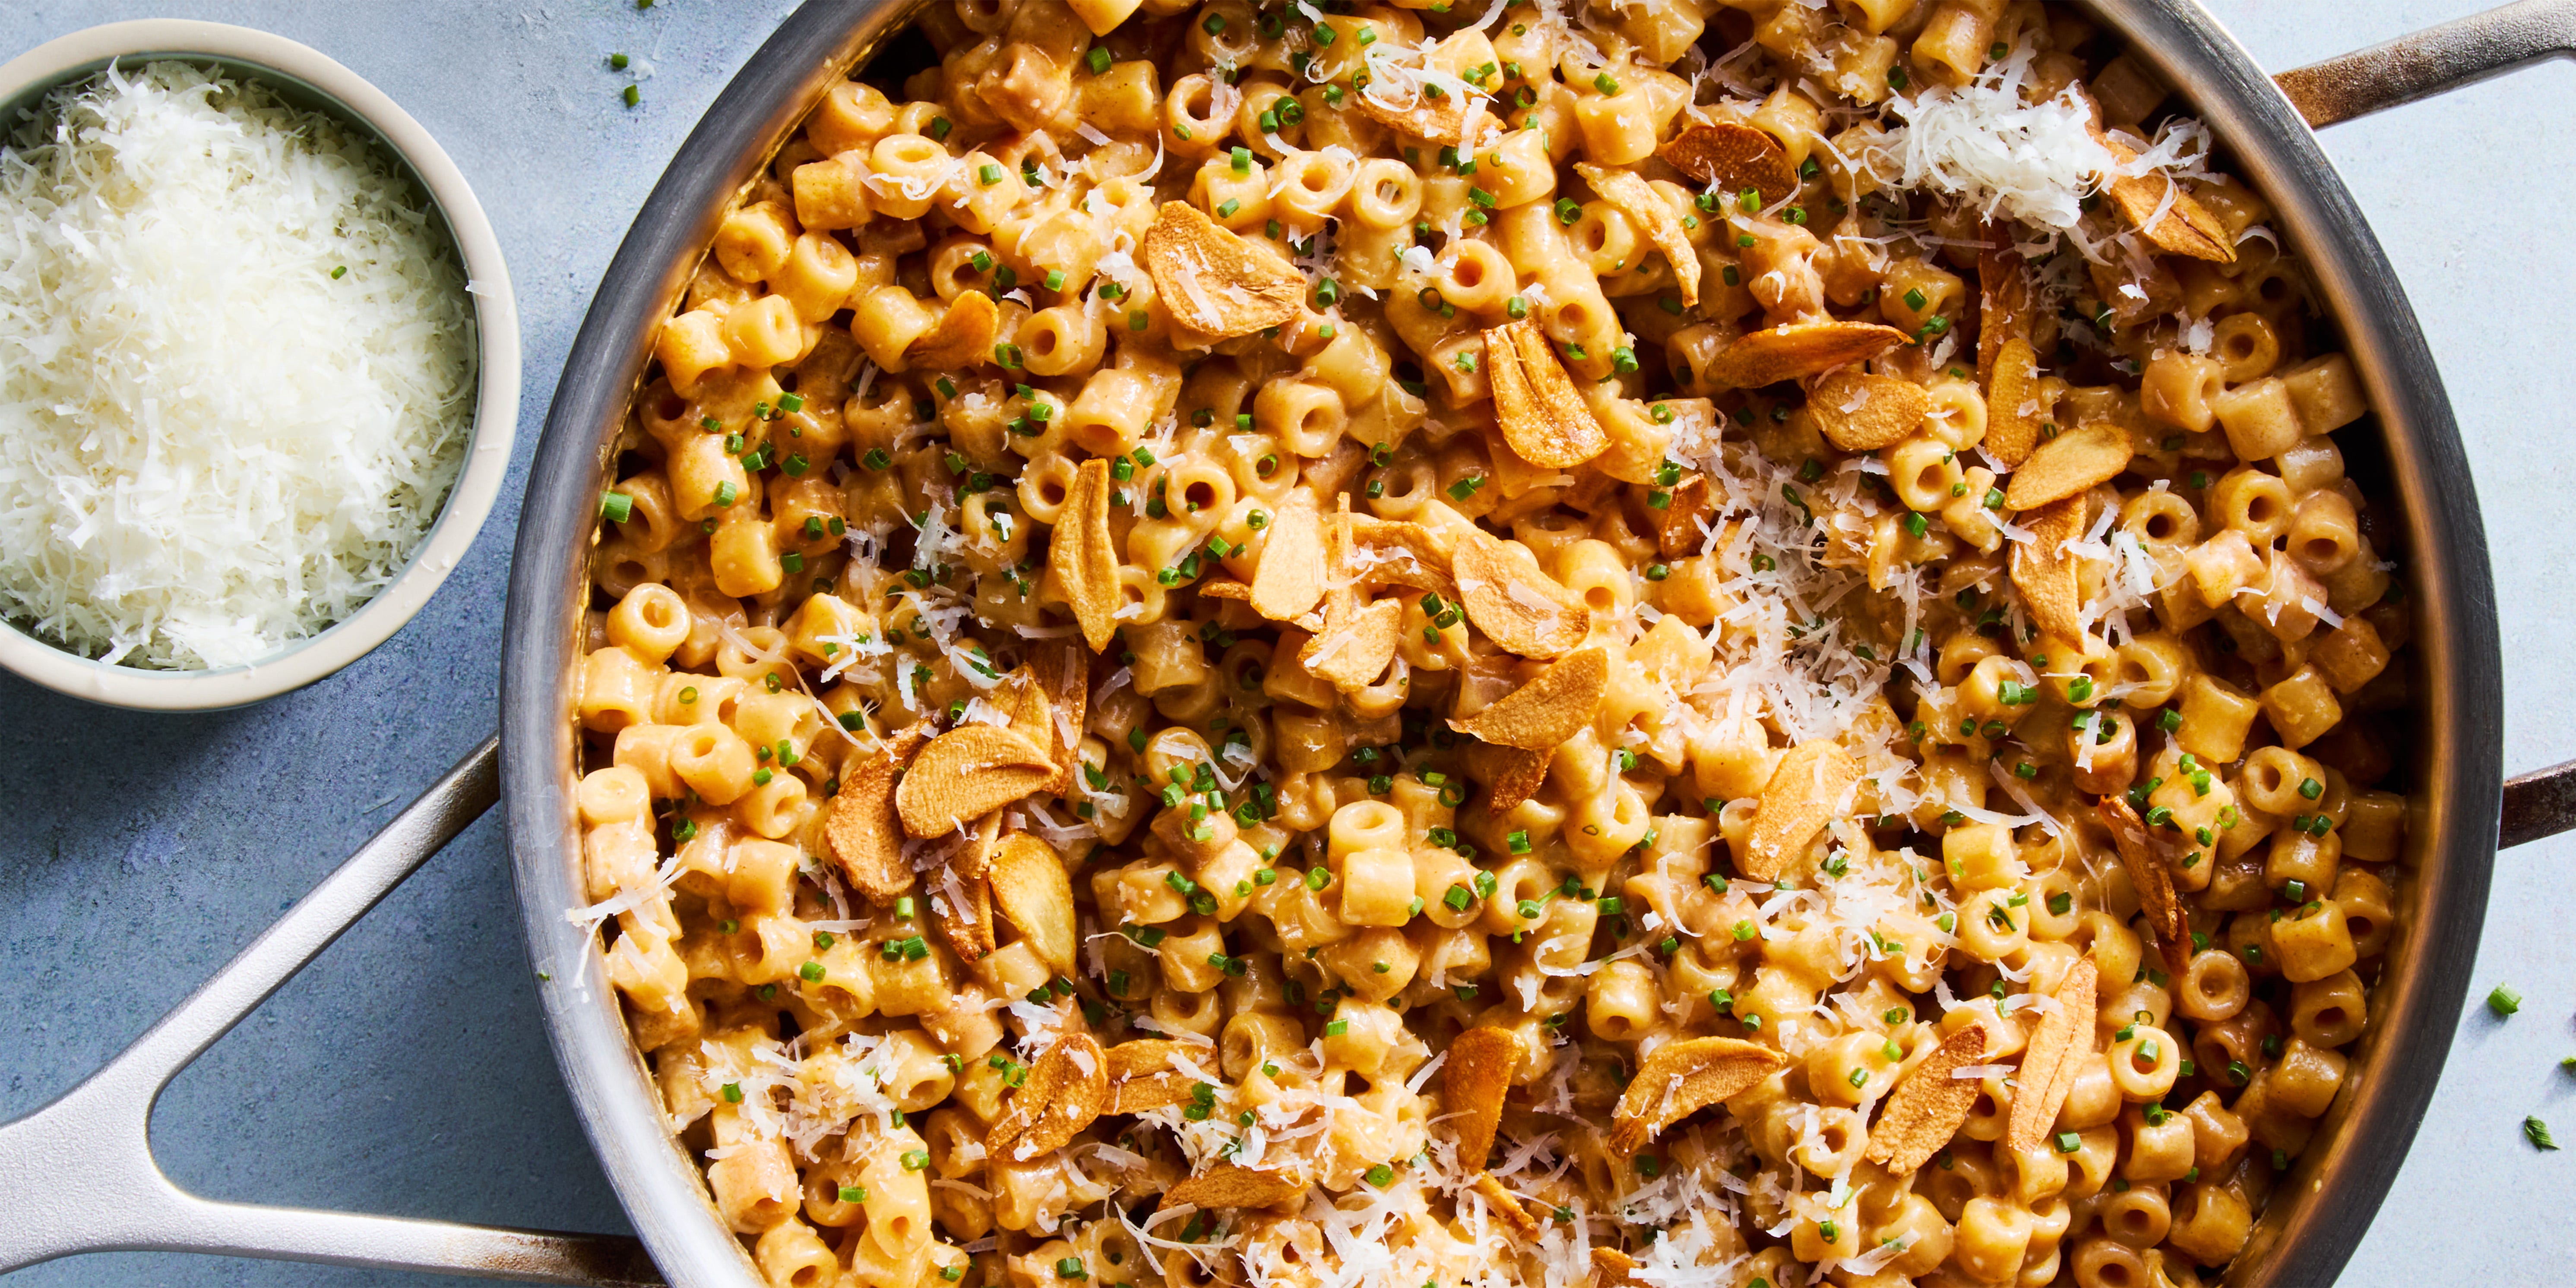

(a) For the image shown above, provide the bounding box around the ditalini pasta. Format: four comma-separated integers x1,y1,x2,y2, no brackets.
570,2,2410,1286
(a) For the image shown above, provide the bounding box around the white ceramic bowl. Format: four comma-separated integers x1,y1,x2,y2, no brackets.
0,19,519,712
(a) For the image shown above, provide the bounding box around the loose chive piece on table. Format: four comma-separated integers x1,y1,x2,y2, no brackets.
2525,1116,2558,1151
2488,985,2522,1017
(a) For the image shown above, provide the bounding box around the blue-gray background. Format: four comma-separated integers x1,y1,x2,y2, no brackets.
0,1,2567,1283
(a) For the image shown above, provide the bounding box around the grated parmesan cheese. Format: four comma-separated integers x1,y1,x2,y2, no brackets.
0,62,475,668
1880,50,2111,236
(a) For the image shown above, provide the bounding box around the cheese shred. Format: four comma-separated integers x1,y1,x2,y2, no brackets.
0,62,475,668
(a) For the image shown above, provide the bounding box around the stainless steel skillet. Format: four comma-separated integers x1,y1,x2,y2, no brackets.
6,2,2576,1285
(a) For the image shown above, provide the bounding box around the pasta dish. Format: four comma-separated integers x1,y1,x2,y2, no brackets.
569,0,2411,1284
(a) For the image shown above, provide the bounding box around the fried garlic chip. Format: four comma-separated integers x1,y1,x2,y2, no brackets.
2095,130,2237,263
1484,319,1611,469
1658,121,1799,202
1026,643,1089,796
1004,672,1057,786
989,1030,1110,1163
1809,369,1932,452
905,290,998,370
1985,336,2044,468
934,869,997,963
1443,1026,1524,1170
2010,495,2087,643
2003,420,2133,510
1465,741,1552,813
1590,1247,1642,1288
826,723,931,903
1654,474,1712,561
1451,647,1608,751
1741,741,1861,881
1250,489,1327,624
1705,320,1907,389
1978,230,2032,385
988,832,1077,974
1303,596,1404,691
1864,1021,1989,1174
1047,457,1121,651
895,724,1057,838
1452,529,1589,659
1104,1039,1199,1114
954,807,1004,880
2098,796,2193,979
1140,201,1304,341
1348,30,1494,145
1164,1164,1307,1211
2006,959,2099,1154
1349,514,1458,597
1609,1035,1785,1155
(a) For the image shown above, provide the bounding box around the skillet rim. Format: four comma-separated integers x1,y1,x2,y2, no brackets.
501,3,2502,1284
2088,6,2497,1283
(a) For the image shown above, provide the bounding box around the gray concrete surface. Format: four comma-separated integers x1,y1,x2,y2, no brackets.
0,0,2568,1284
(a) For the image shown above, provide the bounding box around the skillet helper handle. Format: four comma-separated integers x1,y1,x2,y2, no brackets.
0,738,664,1286
2274,0,2576,127
2501,761,2576,849
2272,0,2576,847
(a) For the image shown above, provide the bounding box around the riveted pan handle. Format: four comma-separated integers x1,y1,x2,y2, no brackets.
2500,761,2576,848
0,739,665,1286
2269,0,2576,848
2274,0,2576,127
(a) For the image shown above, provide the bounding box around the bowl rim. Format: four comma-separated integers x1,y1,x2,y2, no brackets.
0,18,519,713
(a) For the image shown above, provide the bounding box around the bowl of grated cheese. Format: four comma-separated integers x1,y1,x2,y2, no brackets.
0,19,518,711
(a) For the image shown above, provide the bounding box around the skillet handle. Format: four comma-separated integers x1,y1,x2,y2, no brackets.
0,739,664,1287
2273,0,2576,127
2501,760,2576,849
